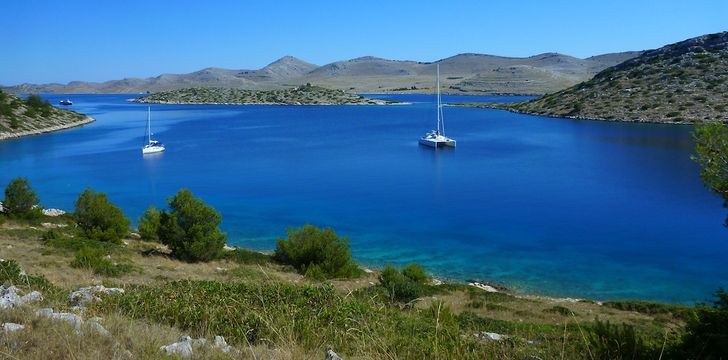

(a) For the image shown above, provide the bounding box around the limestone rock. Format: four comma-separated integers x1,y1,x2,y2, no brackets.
42,208,66,216
68,285,124,307
326,349,343,360
214,335,233,353
2,323,25,332
474,331,507,342
160,336,207,358
0,285,43,309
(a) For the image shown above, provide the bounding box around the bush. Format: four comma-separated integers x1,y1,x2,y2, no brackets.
219,248,272,265
2,177,42,219
158,189,226,262
70,246,134,277
401,263,429,283
674,288,728,358
587,319,658,359
137,205,160,241
378,264,426,303
74,188,130,243
273,224,361,279
0,259,53,291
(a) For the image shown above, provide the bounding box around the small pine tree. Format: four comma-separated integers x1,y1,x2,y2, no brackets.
137,205,161,241
158,189,226,262
74,188,130,243
2,177,41,218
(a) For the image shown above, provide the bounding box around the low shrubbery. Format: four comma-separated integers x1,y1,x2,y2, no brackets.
70,246,134,277
274,224,361,279
378,263,430,303
219,248,272,265
137,205,160,241
74,188,130,243
158,189,226,262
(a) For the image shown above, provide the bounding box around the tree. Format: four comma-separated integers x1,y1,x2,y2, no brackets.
2,177,41,218
137,205,161,241
274,224,360,279
158,189,226,262
692,122,728,225
74,188,130,243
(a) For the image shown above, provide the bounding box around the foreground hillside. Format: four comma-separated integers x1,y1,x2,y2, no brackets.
478,32,728,123
3,51,640,96
0,91,93,140
131,85,395,105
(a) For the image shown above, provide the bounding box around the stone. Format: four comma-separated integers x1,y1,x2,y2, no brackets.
2,323,25,332
68,285,124,307
468,282,498,293
128,232,141,240
160,336,194,358
0,285,43,309
42,208,66,216
90,321,111,337
35,308,54,317
326,349,343,360
474,331,507,342
214,335,233,353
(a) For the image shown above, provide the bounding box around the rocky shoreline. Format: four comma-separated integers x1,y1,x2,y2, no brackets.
0,116,96,141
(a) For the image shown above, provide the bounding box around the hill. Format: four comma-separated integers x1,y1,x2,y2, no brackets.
0,91,94,140
130,85,395,105
482,32,728,123
2,52,640,96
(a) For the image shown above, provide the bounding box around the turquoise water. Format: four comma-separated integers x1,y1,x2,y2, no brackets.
1,93,726,303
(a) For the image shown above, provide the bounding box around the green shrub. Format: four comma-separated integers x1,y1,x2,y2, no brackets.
0,259,54,291
74,188,130,243
273,224,361,279
673,288,728,358
2,177,42,219
70,246,134,277
401,263,429,283
137,205,160,241
544,305,574,316
378,264,424,303
158,189,226,262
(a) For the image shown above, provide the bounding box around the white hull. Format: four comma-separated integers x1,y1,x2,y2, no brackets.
419,137,456,148
142,145,165,154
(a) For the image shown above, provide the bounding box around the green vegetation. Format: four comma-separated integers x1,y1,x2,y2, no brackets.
273,224,361,279
378,263,431,303
219,248,273,265
136,205,160,241
158,189,226,262
133,85,394,105
0,91,91,137
2,177,41,219
587,319,659,359
74,188,130,243
474,32,728,123
692,122,728,223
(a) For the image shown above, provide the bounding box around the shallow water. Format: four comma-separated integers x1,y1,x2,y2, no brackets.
1,93,726,303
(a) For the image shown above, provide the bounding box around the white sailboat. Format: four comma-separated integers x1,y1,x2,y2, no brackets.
142,107,165,154
419,64,456,148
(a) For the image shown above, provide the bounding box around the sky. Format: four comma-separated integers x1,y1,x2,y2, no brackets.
1,0,726,85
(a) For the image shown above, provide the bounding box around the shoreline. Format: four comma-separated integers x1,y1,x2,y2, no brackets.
127,99,408,106
456,103,697,125
0,116,96,141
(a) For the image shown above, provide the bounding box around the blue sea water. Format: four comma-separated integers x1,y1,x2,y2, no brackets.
1,93,726,303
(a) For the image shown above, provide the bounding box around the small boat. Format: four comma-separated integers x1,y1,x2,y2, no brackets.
142,107,165,154
59,99,73,106
419,64,456,148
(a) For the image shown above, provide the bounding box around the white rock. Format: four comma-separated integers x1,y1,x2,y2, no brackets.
468,282,498,293
35,308,54,317
68,285,125,307
0,285,42,309
326,349,344,360
42,208,66,217
160,336,194,358
2,323,25,332
214,335,233,353
474,331,507,342
90,321,111,337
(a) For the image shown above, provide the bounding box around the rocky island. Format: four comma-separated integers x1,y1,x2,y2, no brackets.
0,91,94,141
131,84,397,105
463,32,728,124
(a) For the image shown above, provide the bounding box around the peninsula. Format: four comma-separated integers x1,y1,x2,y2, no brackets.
130,85,396,105
0,91,94,141
464,32,728,124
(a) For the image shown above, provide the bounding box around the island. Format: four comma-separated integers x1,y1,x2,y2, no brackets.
0,91,94,141
459,32,728,124
130,84,397,105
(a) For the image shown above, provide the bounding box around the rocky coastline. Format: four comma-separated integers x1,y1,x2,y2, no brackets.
0,116,96,141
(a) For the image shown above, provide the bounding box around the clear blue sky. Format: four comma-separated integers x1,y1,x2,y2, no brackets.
1,0,726,85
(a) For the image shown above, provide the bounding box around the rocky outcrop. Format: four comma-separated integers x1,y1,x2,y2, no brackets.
0,285,42,309
160,335,235,358
68,285,125,308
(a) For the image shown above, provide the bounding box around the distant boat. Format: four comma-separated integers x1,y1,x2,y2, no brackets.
142,107,165,154
59,99,73,106
419,64,456,148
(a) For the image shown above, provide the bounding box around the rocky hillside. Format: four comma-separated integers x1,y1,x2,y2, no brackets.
0,91,93,140
3,51,640,96
490,32,728,123
131,85,395,105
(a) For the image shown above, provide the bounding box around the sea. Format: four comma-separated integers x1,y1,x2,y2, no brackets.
1,93,726,303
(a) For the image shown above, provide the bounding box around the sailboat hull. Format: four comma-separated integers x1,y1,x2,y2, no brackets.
419,138,456,148
142,145,165,154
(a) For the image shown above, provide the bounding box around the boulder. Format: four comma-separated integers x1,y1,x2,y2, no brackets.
0,285,43,309
2,323,25,332
42,208,66,217
160,336,206,358
474,331,507,342
214,335,233,353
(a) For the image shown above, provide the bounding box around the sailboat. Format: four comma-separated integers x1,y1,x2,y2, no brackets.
142,107,165,154
419,64,456,148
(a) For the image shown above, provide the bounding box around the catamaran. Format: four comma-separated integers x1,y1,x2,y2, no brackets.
419,64,456,148
142,107,165,154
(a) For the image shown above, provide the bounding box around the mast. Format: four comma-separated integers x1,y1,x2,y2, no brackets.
436,64,441,134
147,107,151,144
